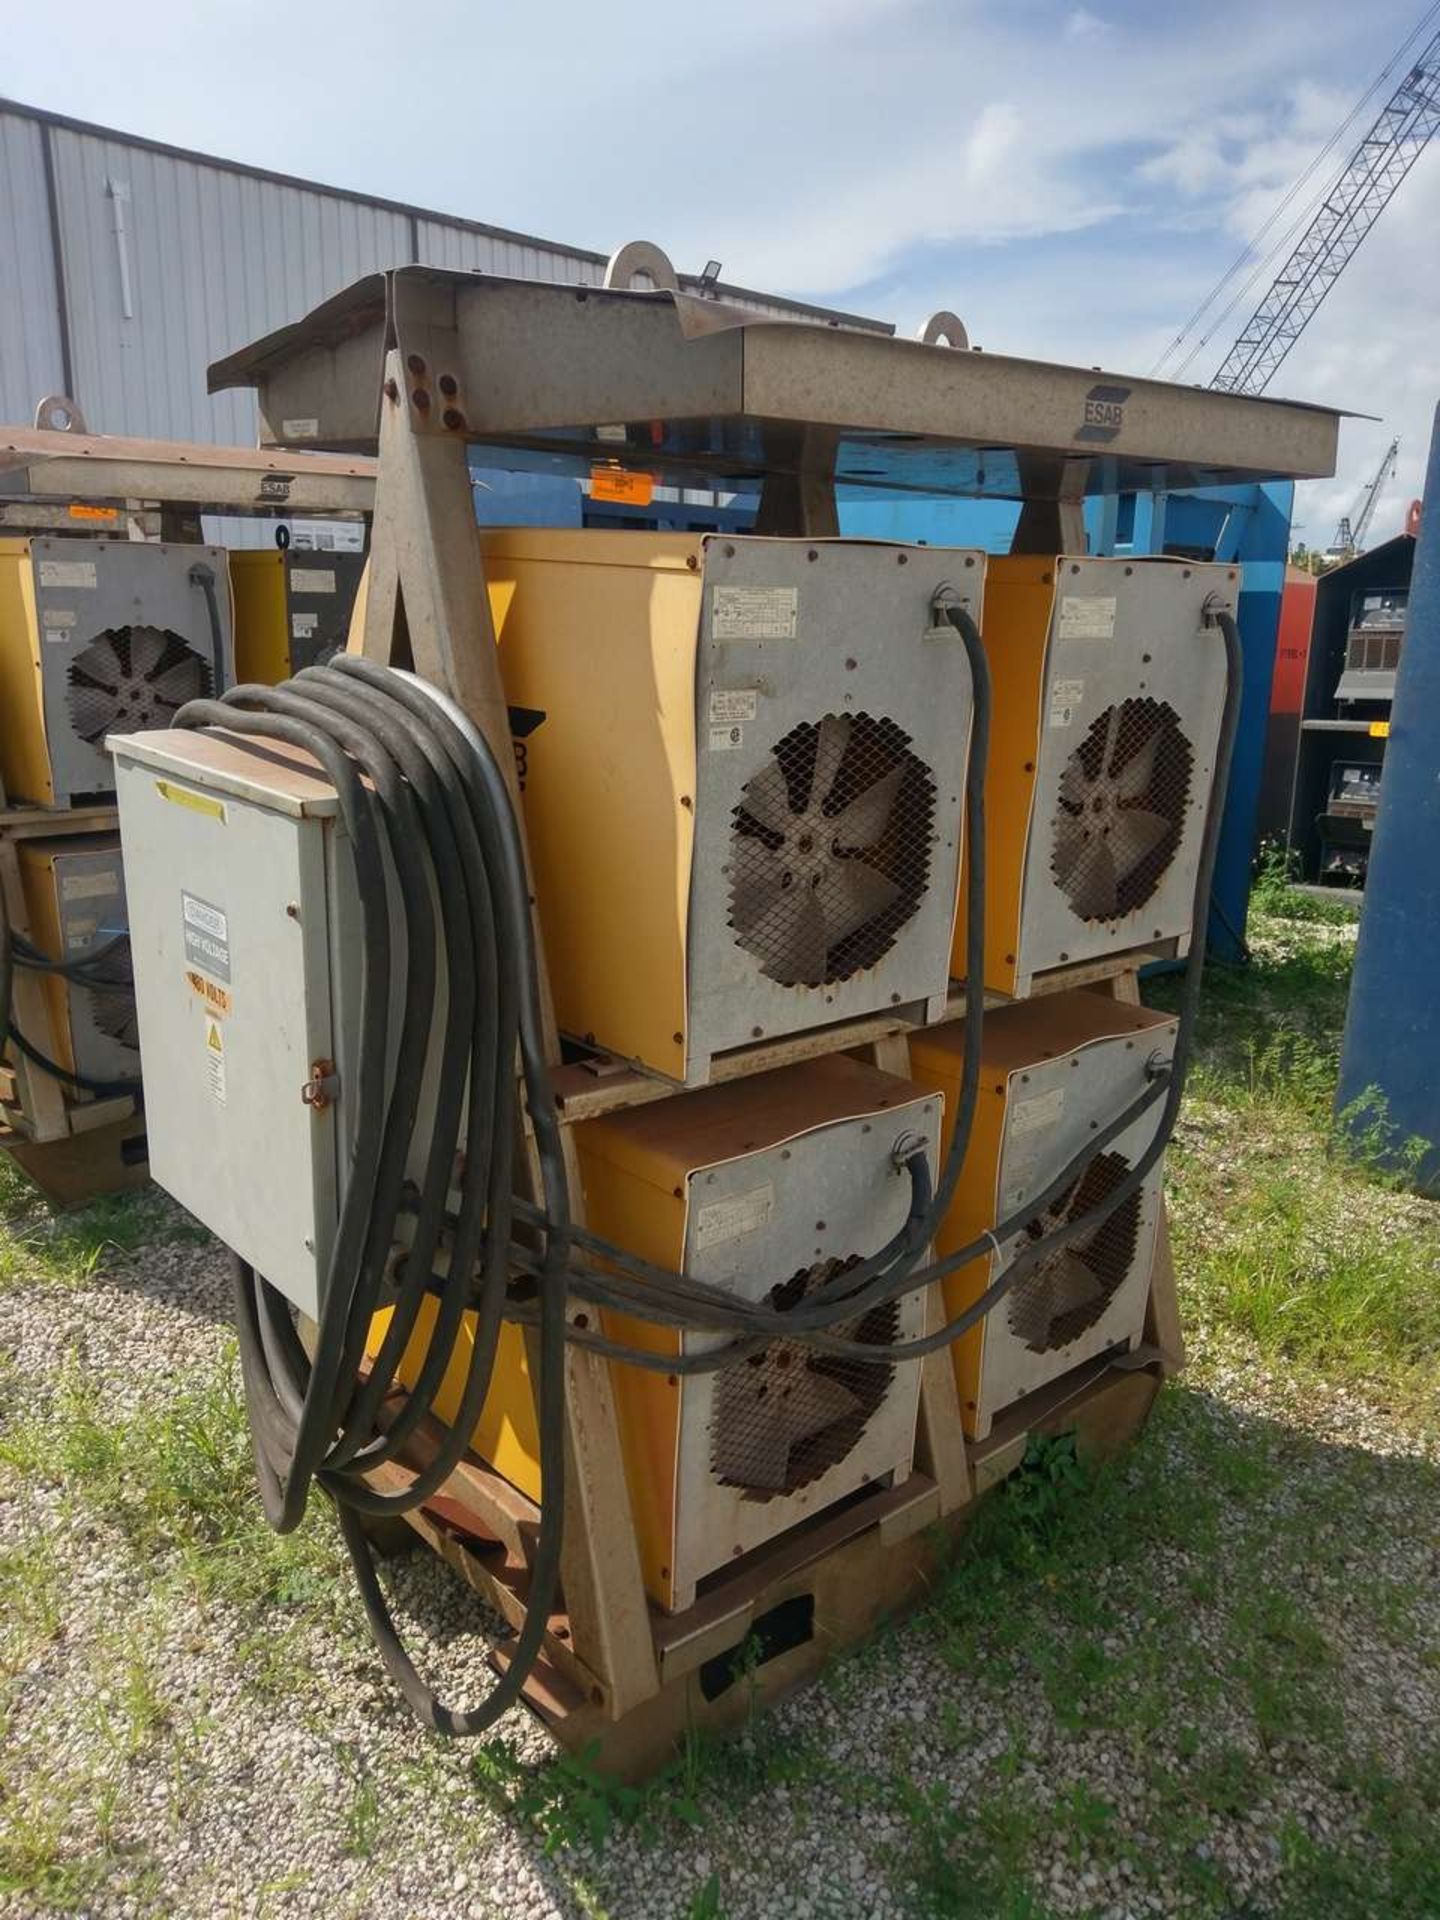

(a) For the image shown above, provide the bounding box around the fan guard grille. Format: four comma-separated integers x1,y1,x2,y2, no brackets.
709,1255,898,1502
85,941,139,1055
727,712,935,988
66,626,212,745
1050,698,1193,923
1009,1152,1141,1354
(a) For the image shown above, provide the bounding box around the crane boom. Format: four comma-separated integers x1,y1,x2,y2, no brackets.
1210,29,1440,396
1331,437,1401,555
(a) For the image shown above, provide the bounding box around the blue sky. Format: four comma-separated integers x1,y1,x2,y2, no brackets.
5,0,1438,538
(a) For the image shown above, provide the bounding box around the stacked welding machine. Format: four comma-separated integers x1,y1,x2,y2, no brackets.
0,535,234,1145
112,505,1239,1732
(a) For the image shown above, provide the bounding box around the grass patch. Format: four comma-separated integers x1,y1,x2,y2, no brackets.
1153,900,1440,1420
0,1352,344,1617
0,1150,207,1294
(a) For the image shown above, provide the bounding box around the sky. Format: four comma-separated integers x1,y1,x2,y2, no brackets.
4,0,1439,543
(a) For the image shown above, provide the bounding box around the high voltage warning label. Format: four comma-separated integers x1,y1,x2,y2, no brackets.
203,1017,227,1106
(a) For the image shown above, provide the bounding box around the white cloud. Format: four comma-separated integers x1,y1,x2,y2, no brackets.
1064,7,1113,41
0,0,1433,534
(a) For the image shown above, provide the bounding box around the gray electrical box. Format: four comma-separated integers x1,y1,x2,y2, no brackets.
111,727,352,1316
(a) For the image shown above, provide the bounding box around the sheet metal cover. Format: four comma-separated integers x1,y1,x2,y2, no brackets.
205,267,1344,492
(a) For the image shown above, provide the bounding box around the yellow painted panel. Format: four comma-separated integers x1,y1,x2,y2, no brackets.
951,554,1054,997
0,543,56,807
365,1303,542,1503
908,1020,1007,1432
15,841,75,1074
229,550,292,686
483,530,700,1081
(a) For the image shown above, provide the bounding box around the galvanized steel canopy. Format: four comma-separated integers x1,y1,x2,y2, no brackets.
208,266,1343,497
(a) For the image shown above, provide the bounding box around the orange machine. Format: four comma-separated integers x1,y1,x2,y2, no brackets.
910,992,1176,1438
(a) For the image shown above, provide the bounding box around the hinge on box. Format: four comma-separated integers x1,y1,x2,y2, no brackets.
301,1059,339,1110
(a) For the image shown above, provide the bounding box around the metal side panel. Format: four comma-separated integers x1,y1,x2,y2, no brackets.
687,538,980,1080
51,842,139,1085
669,1089,938,1608
114,752,337,1316
977,1020,1177,1432
32,539,236,805
1017,559,1235,988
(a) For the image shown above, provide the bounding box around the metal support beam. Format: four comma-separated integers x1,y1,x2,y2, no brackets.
1011,455,1090,555
363,352,660,1717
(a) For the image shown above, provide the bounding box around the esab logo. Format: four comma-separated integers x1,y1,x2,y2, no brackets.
509,705,547,791
1076,383,1130,444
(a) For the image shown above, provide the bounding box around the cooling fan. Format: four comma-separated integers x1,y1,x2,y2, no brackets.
86,942,140,1056
710,1255,899,1498
358,1054,935,1611
728,714,934,989
949,554,1231,998
487,530,977,1084
66,626,212,745
1051,700,1193,924
0,538,233,808
911,991,1177,1439
1010,1152,1141,1353
13,836,139,1091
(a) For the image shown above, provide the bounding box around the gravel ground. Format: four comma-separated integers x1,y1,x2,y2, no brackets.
1,1214,1436,1920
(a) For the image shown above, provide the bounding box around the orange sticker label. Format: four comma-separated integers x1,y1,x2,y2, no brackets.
589,465,654,507
67,503,119,522
186,969,233,1017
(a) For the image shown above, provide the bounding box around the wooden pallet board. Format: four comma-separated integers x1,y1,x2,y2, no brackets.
385,1351,1162,1782
1,1110,148,1208
550,946,1174,1127
0,803,120,840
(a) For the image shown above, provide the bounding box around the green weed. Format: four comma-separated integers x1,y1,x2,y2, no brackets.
0,1153,206,1294
0,1357,344,1618
470,1739,645,1856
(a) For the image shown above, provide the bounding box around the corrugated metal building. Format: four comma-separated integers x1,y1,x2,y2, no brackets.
0,97,888,450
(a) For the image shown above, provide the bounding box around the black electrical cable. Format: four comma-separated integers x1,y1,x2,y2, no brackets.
188,563,229,697
173,597,1239,1736
4,1021,143,1099
0,885,13,1084
0,879,142,1101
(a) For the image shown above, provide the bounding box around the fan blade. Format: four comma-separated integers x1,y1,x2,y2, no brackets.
128,627,167,681
818,859,902,946
808,713,851,811
740,759,795,836
728,860,789,935
1058,755,1091,811
830,764,904,852
67,688,119,744
746,885,830,985
91,989,140,1051
790,889,831,985
715,1396,798,1492
1065,835,1119,919
68,664,120,698
1049,818,1090,884
1099,702,1123,776
148,657,205,705
779,1367,864,1447
1113,725,1163,803
1045,1249,1106,1317
1109,808,1171,880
